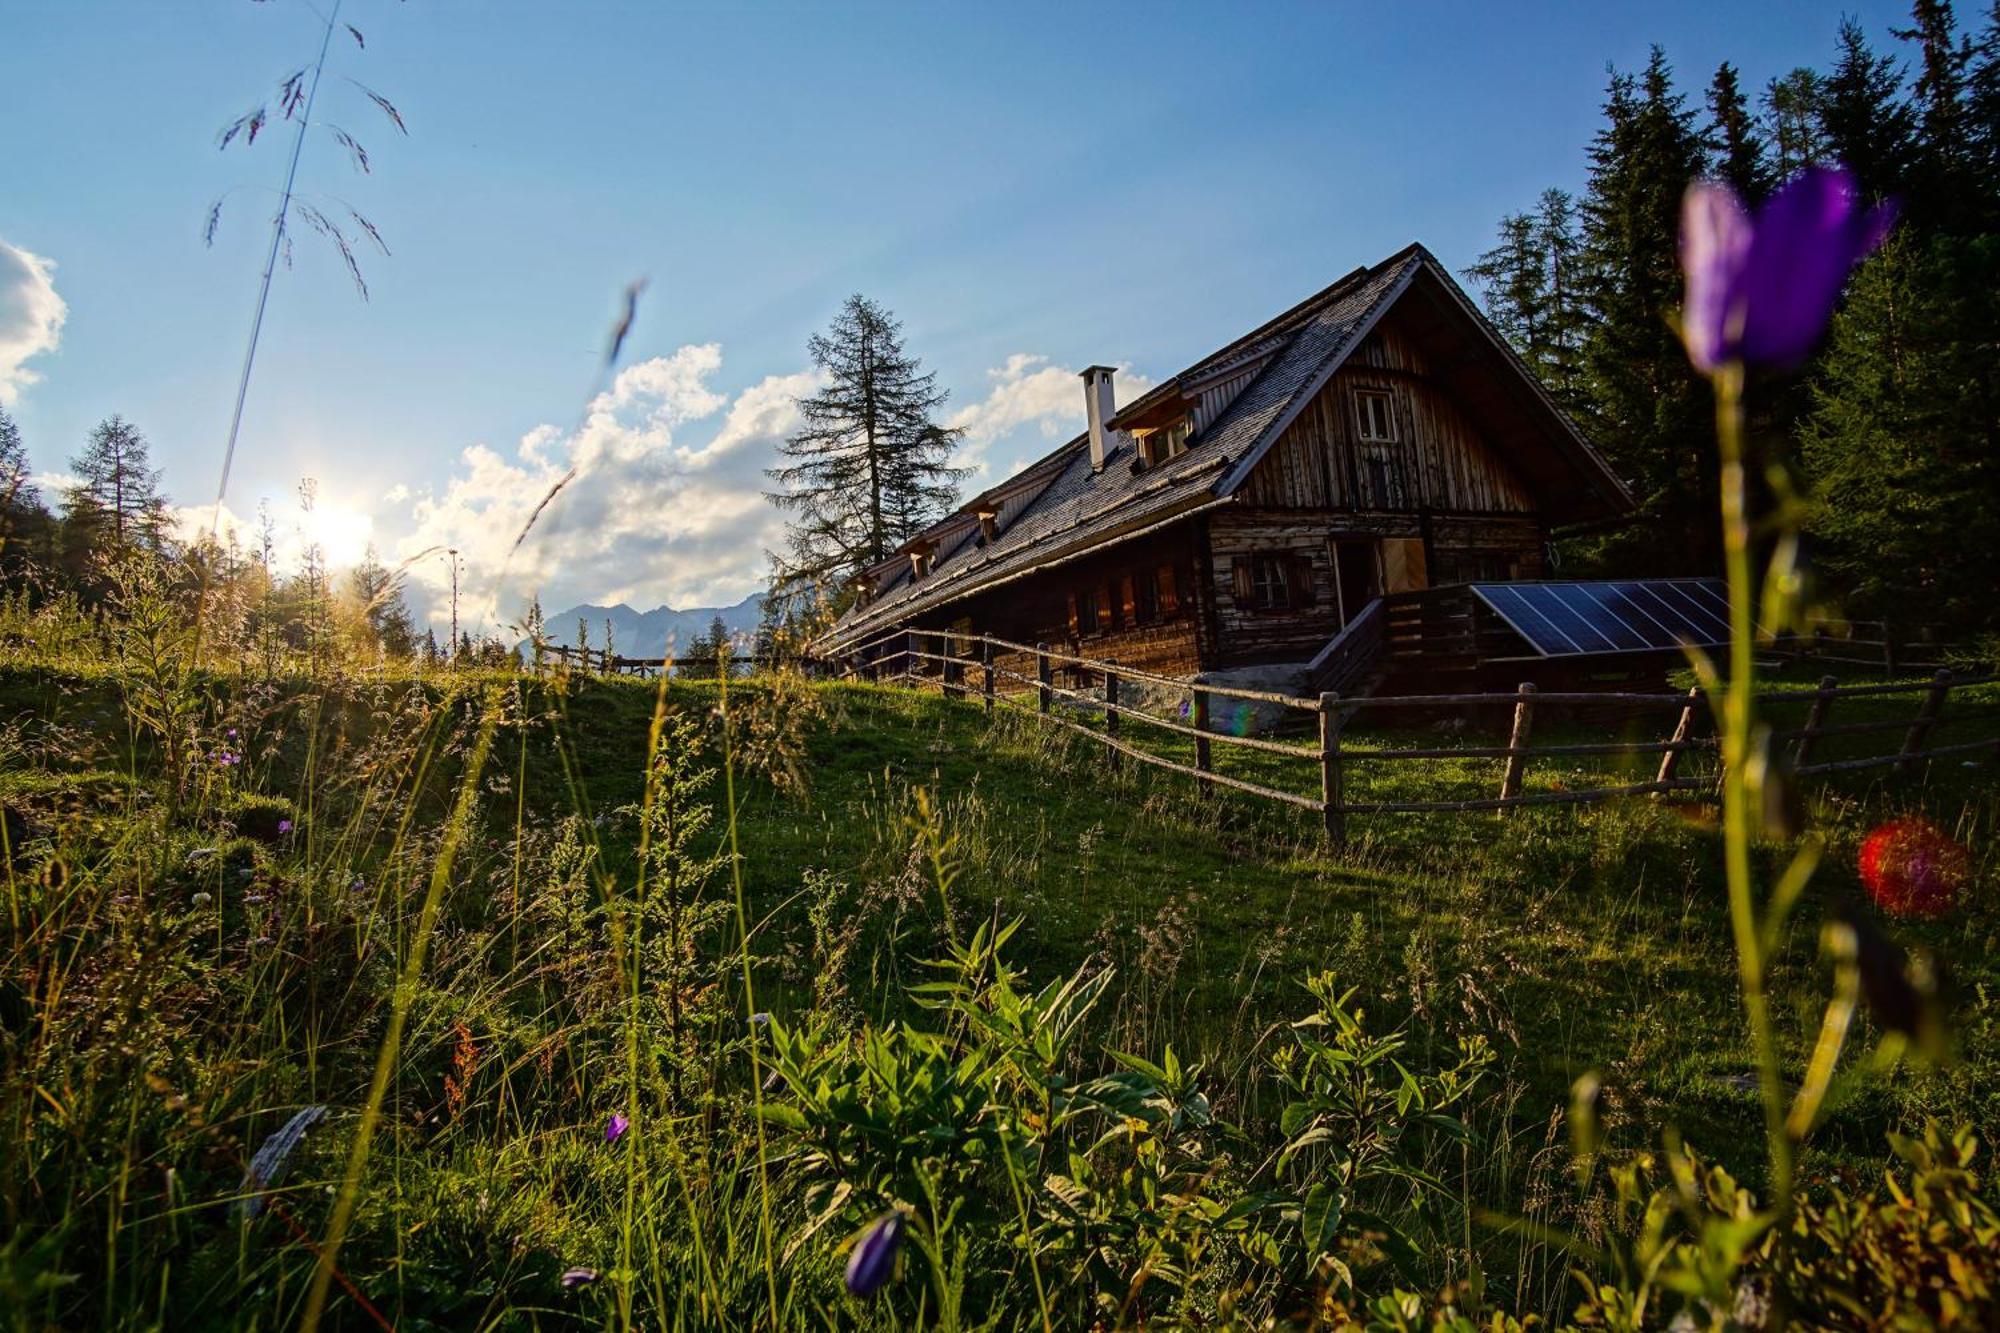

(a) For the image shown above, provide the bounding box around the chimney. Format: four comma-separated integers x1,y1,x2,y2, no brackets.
1081,365,1120,472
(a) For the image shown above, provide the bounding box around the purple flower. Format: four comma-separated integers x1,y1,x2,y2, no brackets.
277,819,293,835
1680,164,1896,374
604,1112,629,1145
560,1267,599,1289
844,1211,905,1298
226,728,238,740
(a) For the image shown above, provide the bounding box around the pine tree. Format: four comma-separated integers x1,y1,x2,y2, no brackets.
1468,190,1586,409
1968,2,2000,204
766,295,968,610
1572,51,1716,574
1707,62,1773,201
62,415,170,574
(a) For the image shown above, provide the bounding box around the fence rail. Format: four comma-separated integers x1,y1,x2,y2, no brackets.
539,643,789,677
835,629,2000,846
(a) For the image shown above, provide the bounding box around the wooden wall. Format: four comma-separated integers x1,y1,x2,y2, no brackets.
1237,322,1536,515
913,523,1206,680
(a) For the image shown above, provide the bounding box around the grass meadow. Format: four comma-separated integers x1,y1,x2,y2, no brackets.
1,628,1995,1328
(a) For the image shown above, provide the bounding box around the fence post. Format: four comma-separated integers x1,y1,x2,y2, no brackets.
1103,663,1121,775
1036,644,1052,716
1498,682,1537,808
981,637,995,718
904,629,916,684
1793,674,1838,769
940,634,952,700
1319,691,1345,846
1655,685,1701,787
1882,618,1898,679
1896,669,1952,774
1192,685,1213,798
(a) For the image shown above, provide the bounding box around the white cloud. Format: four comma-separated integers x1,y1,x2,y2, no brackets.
946,354,1154,479
0,238,66,406
393,345,812,631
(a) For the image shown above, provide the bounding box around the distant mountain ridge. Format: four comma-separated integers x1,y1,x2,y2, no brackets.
537,592,764,660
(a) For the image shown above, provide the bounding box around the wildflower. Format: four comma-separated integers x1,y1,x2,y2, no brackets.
749,1011,771,1028
191,892,212,908
226,728,238,740
277,819,293,835
560,1268,599,1289
604,1112,629,1145
1680,164,1896,374
1858,817,1967,920
844,1211,905,1298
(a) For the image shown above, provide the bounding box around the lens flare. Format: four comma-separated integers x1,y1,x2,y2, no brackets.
1858,818,1968,920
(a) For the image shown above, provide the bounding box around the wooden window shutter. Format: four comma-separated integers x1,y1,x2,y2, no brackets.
1066,591,1079,636
1119,575,1137,623
1096,584,1114,632
1231,556,1253,602
1289,553,1317,610
1158,565,1179,615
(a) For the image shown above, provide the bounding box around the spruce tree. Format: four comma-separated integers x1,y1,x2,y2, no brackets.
1897,0,1977,223
349,547,417,658
1819,18,1917,203
1572,51,1715,574
766,295,968,609
1707,62,1773,201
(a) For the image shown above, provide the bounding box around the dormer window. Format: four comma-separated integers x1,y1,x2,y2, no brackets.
909,543,936,580
1139,419,1192,468
977,510,998,544
1354,389,1398,444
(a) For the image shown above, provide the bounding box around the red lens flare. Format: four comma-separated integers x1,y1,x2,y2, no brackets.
1858,818,1968,920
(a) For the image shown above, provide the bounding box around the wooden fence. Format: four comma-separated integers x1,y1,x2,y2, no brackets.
834,628,2000,846
540,643,788,677
1777,620,1958,675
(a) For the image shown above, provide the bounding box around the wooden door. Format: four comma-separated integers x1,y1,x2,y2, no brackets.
1380,537,1428,594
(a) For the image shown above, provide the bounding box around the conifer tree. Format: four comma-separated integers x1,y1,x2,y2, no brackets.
0,407,53,588
1707,62,1773,201
1572,51,1715,573
766,295,968,610
1819,18,1917,203
62,415,170,563
1763,69,1828,175
348,547,417,658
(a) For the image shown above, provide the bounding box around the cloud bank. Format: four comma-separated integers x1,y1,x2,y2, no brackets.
395,345,813,631
0,238,66,406
947,354,1154,479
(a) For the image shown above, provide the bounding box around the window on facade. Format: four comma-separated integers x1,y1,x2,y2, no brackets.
1354,389,1398,443
1364,453,1400,508
1249,555,1290,610
1071,587,1098,636
1132,570,1159,623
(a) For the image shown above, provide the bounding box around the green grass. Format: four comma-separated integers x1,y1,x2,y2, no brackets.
0,659,1994,1328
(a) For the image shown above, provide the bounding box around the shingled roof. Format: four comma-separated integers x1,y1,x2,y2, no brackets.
815,244,1629,654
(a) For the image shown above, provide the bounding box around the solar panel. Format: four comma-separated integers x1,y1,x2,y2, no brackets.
1470,579,1734,658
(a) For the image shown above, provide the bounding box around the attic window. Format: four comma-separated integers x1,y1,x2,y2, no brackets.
1354,389,1398,444
977,510,998,543
1139,419,1192,467
909,545,935,579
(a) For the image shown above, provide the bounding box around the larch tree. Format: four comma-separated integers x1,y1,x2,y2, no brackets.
62,415,170,574
765,295,967,614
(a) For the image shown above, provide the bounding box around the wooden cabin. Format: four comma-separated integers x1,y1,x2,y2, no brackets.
814,244,1635,691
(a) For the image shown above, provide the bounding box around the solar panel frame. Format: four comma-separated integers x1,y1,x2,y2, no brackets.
1470,578,1736,658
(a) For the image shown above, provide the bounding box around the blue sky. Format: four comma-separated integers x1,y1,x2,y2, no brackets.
0,0,1908,627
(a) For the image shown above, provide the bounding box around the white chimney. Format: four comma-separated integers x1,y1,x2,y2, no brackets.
1081,365,1120,472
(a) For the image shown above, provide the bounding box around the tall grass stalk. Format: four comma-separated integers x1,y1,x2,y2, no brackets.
299,688,500,1333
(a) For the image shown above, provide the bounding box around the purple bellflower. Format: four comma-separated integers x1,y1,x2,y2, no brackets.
844,1211,905,1298
604,1112,629,1145
1681,164,1896,375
